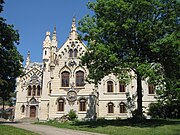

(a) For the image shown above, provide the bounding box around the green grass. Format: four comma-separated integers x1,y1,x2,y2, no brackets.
0,125,39,135
36,119,180,135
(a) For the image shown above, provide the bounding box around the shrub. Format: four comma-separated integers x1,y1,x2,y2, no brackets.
68,109,77,121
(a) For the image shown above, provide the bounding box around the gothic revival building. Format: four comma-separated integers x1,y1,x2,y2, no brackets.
15,18,156,121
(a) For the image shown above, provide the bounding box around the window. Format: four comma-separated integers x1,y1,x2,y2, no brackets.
107,81,113,92
120,102,126,113
61,71,70,87
28,85,31,96
21,105,25,113
74,49,78,57
49,82,51,94
45,50,47,55
69,49,73,57
58,98,64,111
37,85,41,96
79,98,86,111
76,71,84,87
119,83,126,92
32,85,36,96
148,84,155,94
108,102,114,113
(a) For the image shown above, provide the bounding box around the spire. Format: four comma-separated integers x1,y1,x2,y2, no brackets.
25,51,30,68
69,17,78,40
45,32,51,41
71,17,77,32
52,26,57,41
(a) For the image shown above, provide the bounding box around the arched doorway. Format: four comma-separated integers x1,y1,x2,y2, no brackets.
30,106,36,118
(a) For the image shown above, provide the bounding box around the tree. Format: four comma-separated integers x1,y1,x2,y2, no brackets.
0,0,23,111
78,0,179,120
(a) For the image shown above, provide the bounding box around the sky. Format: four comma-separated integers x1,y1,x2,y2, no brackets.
1,0,94,64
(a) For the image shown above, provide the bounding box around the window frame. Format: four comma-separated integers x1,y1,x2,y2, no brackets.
79,98,86,111
148,84,155,94
108,102,114,113
119,83,126,92
107,81,113,92
76,71,84,87
120,102,126,113
58,98,65,112
61,71,70,87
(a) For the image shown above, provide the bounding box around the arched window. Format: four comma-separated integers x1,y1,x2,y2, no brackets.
119,83,126,92
37,85,41,96
49,82,51,94
107,81,113,92
21,105,25,113
120,102,126,113
148,84,155,94
58,98,65,111
32,85,36,96
45,50,47,55
74,49,78,57
69,49,73,57
61,71,70,87
28,85,31,96
79,98,86,111
76,71,84,87
108,102,114,113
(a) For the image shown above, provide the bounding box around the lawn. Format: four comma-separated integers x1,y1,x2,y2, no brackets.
36,119,180,135
0,125,39,135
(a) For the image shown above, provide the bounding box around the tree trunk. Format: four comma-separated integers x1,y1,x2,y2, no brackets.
2,98,5,111
136,72,143,119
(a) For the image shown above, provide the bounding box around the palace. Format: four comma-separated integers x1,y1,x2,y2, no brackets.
15,18,156,121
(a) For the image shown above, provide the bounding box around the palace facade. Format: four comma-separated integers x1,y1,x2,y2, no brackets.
15,18,156,121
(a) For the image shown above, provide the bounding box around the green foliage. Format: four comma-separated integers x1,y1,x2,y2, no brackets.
37,119,180,135
68,109,78,121
0,0,23,110
0,125,39,135
79,0,180,119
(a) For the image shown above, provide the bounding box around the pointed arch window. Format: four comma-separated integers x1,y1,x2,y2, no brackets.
120,102,126,113
69,49,73,57
32,85,36,96
61,71,70,87
58,98,65,111
21,105,25,113
28,85,32,96
79,98,86,111
37,85,41,96
119,83,126,92
74,49,78,57
49,82,52,94
76,71,84,87
107,81,113,92
108,102,114,113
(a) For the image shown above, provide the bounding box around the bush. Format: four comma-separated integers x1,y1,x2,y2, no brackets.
148,102,180,119
68,109,77,121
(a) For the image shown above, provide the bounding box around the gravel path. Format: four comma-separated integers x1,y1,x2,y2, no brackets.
4,122,106,135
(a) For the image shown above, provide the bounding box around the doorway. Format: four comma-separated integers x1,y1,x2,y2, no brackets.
30,106,36,118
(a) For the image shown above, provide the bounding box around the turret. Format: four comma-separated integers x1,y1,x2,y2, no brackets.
51,26,58,49
43,32,51,61
69,17,78,41
25,51,30,68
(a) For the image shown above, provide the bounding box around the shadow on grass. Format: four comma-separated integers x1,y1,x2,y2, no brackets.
72,119,180,128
